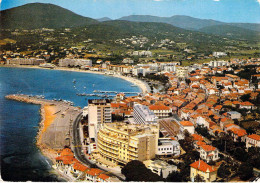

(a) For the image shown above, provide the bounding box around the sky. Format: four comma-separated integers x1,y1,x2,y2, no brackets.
0,0,260,23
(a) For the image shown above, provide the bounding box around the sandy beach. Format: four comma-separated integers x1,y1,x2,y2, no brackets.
36,105,58,164
5,94,81,164
1,65,150,94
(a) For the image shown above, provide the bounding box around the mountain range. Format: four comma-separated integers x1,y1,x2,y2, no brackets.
0,3,259,43
118,15,260,32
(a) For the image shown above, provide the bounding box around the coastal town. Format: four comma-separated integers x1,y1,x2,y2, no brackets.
2,48,260,182
1,1,260,182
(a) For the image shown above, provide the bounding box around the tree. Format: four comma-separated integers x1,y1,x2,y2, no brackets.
217,163,231,179
121,160,163,182
179,130,194,152
240,93,251,102
195,125,213,139
238,162,253,181
208,160,216,166
233,147,248,162
166,171,182,182
138,73,143,78
247,147,260,169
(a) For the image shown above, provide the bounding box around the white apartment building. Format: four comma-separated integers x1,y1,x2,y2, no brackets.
176,66,188,79
227,111,241,120
213,52,227,57
200,145,219,163
133,104,158,124
246,134,260,149
122,58,134,64
179,121,195,134
149,105,171,118
209,60,229,67
132,51,152,57
156,138,181,157
6,58,45,65
88,99,112,141
144,160,178,179
59,58,92,67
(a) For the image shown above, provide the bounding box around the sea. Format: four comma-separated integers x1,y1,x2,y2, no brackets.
0,67,141,181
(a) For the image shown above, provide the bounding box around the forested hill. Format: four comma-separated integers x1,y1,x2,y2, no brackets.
0,3,98,29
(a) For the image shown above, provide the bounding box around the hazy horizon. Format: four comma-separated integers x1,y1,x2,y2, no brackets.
1,0,260,24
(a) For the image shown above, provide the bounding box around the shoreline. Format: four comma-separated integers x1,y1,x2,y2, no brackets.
5,94,79,182
36,105,58,164
1,64,150,94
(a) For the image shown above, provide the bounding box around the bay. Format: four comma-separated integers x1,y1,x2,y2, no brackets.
0,67,140,181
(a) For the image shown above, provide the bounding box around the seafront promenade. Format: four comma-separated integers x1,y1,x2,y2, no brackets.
5,94,82,164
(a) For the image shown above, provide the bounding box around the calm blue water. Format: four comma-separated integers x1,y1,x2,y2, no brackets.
0,67,140,181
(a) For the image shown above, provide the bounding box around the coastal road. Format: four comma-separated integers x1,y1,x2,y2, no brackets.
72,113,125,181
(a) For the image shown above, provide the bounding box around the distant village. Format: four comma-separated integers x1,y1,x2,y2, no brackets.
1,45,260,182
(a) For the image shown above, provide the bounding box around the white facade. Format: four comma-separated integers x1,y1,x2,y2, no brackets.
156,138,180,156
133,104,158,124
59,58,92,67
122,58,134,64
209,60,229,67
227,111,241,119
212,52,227,57
144,160,177,179
200,145,219,163
246,135,260,149
88,99,111,140
7,58,45,65
196,116,210,129
176,66,188,79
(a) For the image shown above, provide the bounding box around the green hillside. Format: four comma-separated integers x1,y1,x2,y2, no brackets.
0,3,98,29
199,24,260,41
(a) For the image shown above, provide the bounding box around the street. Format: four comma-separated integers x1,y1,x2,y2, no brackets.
71,113,125,181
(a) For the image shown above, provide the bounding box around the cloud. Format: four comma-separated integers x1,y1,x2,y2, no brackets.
213,0,220,1
257,0,260,5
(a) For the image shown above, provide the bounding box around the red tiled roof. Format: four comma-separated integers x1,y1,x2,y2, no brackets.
196,141,206,146
192,134,204,141
98,174,110,180
215,105,222,110
149,105,170,110
60,148,74,157
201,145,216,152
190,160,216,172
86,168,103,176
180,121,194,126
229,128,247,137
170,137,176,140
247,134,260,141
240,101,254,106
225,123,236,128
73,162,89,172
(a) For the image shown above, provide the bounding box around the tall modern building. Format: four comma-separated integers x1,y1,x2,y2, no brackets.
133,104,158,124
88,99,112,141
97,123,159,166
